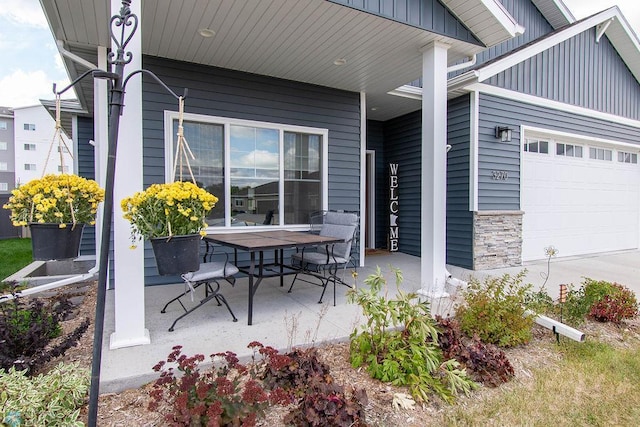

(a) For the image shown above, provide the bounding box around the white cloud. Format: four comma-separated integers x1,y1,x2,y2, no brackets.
0,69,72,108
0,0,48,28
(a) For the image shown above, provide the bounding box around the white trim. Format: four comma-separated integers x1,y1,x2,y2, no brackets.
596,18,614,43
470,83,640,129
477,8,620,82
469,91,479,211
521,125,640,151
479,0,525,36
359,92,366,267
387,85,422,100
72,115,78,174
366,150,376,250
163,111,330,230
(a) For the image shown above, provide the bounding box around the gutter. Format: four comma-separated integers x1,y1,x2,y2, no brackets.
56,40,97,70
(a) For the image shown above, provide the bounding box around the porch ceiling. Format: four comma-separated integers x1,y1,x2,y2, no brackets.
42,0,501,121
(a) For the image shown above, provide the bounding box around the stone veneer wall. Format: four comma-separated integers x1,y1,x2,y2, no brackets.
473,211,523,270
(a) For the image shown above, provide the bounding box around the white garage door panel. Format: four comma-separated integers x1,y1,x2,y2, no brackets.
522,153,639,261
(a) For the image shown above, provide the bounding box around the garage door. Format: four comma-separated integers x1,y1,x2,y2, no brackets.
521,136,640,261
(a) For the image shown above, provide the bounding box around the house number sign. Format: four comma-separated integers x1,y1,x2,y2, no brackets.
389,163,399,252
491,170,508,180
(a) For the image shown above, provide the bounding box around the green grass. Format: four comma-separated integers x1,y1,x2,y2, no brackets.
0,238,33,282
440,338,640,426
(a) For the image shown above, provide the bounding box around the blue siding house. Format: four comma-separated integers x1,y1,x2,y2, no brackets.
40,0,640,346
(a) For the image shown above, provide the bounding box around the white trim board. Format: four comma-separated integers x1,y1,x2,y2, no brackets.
521,125,640,151
469,83,640,129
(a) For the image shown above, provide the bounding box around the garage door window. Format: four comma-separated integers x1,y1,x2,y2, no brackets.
589,147,612,161
556,143,583,158
618,151,638,164
524,139,549,154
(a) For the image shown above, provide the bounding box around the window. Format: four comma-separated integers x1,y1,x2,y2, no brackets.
618,151,638,164
524,138,549,154
57,165,70,172
556,143,583,158
23,123,36,131
0,183,7,192
0,142,6,150
24,143,36,151
57,146,69,153
0,121,7,130
24,164,36,171
166,113,327,228
0,162,7,171
589,147,612,161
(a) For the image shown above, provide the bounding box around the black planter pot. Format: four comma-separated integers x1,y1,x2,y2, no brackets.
29,223,85,261
150,234,201,276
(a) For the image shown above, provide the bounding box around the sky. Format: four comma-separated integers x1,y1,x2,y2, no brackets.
1,0,640,109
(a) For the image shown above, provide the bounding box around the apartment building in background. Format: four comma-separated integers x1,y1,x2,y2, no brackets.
0,107,15,195
13,104,74,186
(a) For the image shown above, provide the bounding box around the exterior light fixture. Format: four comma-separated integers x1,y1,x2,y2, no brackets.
495,126,512,142
198,28,216,38
333,58,347,66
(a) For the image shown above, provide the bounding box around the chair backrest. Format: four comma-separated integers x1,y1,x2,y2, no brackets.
319,224,356,260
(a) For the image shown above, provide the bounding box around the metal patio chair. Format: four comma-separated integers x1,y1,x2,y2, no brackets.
288,210,359,305
160,248,238,331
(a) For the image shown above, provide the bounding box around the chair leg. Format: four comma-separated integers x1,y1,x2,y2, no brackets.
165,280,237,332
288,272,299,293
161,282,203,313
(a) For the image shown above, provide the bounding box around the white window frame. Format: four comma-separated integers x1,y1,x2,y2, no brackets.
164,111,329,230
0,142,7,150
0,162,7,171
24,143,36,151
589,147,613,161
24,163,36,171
23,123,36,131
617,151,638,164
556,142,583,158
0,183,7,191
523,138,549,154
0,121,7,130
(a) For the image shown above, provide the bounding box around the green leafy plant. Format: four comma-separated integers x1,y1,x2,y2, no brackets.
0,362,89,426
455,271,534,347
347,266,476,404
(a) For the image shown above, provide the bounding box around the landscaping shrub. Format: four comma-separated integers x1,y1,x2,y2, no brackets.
348,267,476,404
149,344,283,426
0,294,86,374
0,362,89,426
260,345,331,397
455,271,534,348
589,282,638,323
561,279,638,325
437,317,514,387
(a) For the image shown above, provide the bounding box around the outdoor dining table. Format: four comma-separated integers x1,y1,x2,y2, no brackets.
204,230,343,325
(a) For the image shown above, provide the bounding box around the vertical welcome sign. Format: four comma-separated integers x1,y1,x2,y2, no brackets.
389,163,399,251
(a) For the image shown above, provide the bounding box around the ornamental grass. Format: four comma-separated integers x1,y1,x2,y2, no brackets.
120,181,218,243
2,174,105,228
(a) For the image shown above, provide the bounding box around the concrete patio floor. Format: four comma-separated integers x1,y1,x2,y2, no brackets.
99,249,640,393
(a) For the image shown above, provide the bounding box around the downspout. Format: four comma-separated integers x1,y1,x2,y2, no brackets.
1,42,102,303
447,54,477,74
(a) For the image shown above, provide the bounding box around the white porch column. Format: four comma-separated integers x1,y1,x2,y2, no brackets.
94,46,108,265
419,41,450,298
110,0,150,348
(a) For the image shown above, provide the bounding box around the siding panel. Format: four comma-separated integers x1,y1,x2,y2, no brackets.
478,93,640,211
76,116,96,255
142,56,361,284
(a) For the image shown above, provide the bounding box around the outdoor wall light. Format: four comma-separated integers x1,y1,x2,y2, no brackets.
333,58,347,66
198,28,216,38
495,126,512,142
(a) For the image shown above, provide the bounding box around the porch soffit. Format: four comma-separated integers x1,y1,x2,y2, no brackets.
42,0,520,121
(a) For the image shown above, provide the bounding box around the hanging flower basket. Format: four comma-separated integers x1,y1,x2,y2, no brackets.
121,181,218,275
2,174,105,261
150,234,202,275
30,223,85,261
